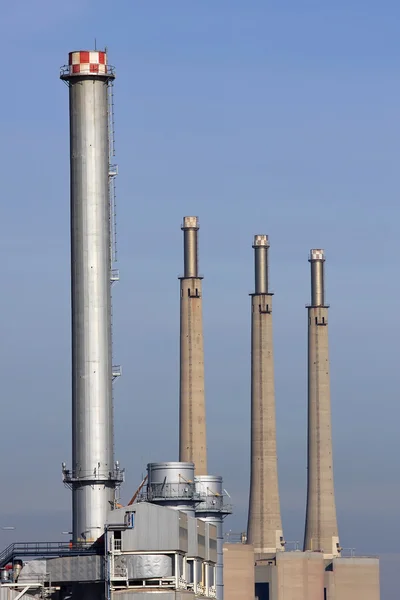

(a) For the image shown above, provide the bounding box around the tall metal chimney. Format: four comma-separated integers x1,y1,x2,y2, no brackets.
304,249,341,558
60,50,123,543
179,217,207,475
247,235,284,557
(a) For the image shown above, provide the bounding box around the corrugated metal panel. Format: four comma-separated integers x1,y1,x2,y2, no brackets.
187,517,198,558
207,524,217,564
121,504,188,553
107,506,129,525
197,520,206,560
0,588,38,600
111,592,196,600
19,559,47,581
47,555,103,582
178,512,188,552
114,555,173,580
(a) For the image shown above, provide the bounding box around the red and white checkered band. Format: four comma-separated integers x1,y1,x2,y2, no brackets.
68,51,108,75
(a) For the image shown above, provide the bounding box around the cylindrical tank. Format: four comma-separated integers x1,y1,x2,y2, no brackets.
195,475,231,600
61,50,122,543
195,475,224,512
0,568,10,582
12,560,23,582
147,462,197,517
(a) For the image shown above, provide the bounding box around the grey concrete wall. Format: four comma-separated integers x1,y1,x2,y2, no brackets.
247,294,283,557
179,278,207,476
223,543,255,600
304,307,340,558
255,552,325,600
325,557,380,600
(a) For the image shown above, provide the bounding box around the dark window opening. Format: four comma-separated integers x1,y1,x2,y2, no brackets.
255,582,269,600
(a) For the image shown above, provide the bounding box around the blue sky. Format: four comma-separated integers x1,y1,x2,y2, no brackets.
1,1,399,597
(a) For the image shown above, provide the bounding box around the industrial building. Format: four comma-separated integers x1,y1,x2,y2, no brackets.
0,48,381,600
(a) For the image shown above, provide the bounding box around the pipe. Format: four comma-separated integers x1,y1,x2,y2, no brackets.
195,475,232,600
309,249,325,307
182,216,199,278
253,235,269,294
60,50,123,543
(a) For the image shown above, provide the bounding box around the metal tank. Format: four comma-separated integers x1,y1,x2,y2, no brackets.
146,462,198,517
195,475,232,600
60,50,123,543
304,249,341,558
0,569,9,583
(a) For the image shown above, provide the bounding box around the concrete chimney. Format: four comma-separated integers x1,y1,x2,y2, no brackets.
179,217,207,475
304,249,341,558
247,235,284,557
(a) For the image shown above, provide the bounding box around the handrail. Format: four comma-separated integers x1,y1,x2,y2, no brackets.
0,541,100,568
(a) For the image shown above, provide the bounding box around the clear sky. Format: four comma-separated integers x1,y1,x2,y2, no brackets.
1,1,399,598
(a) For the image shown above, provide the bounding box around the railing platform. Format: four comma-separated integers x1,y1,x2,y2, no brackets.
0,541,100,568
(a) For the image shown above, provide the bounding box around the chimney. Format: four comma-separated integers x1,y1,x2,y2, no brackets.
60,50,123,542
247,235,284,557
304,249,341,558
179,217,207,475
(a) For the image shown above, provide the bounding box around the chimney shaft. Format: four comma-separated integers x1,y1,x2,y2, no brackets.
60,51,123,543
182,216,199,278
253,235,269,294
310,249,325,306
247,235,284,557
304,249,341,558
179,217,207,475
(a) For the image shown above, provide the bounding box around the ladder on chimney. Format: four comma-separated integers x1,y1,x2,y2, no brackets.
108,79,119,285
108,78,121,385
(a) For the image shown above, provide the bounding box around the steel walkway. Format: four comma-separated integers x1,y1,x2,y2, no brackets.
0,542,100,568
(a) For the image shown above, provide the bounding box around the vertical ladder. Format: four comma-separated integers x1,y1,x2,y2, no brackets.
108,80,119,284
108,79,121,385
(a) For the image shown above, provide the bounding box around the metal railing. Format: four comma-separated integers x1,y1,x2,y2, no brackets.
62,466,124,484
223,532,247,544
146,482,200,502
0,542,99,568
60,65,116,78
112,365,122,378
